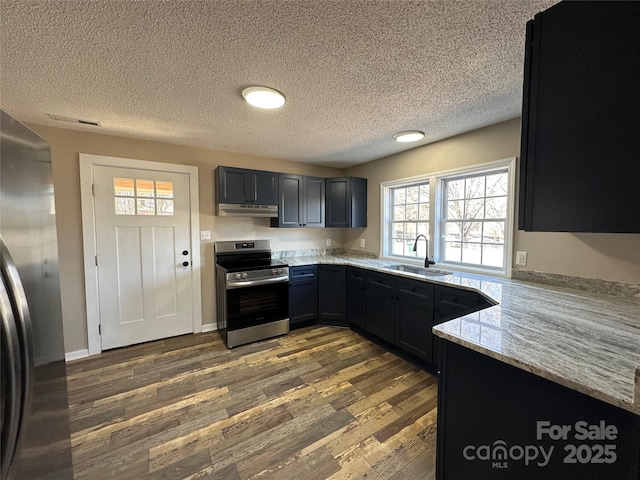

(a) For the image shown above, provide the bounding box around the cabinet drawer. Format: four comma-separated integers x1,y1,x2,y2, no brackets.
435,285,485,311
368,272,395,290
347,266,367,284
289,265,318,282
397,278,434,302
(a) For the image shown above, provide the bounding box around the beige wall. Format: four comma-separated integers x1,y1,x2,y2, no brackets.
28,124,344,354
29,118,640,354
345,118,640,284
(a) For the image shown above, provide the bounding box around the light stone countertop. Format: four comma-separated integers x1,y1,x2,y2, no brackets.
282,254,640,415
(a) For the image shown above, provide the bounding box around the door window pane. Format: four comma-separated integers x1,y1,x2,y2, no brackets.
114,178,174,216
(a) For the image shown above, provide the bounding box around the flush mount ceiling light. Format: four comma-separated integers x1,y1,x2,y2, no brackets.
242,86,286,109
393,130,425,143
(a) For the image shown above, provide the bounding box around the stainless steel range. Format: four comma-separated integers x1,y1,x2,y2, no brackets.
214,239,289,348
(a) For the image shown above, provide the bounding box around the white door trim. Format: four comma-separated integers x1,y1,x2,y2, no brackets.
79,153,202,356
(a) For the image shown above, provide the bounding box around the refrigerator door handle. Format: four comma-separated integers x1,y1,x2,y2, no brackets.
0,236,34,478
0,272,23,480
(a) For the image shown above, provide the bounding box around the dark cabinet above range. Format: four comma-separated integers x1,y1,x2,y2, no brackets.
271,174,325,228
519,1,640,233
215,166,278,217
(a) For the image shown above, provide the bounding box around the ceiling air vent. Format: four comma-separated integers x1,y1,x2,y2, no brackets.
47,113,101,126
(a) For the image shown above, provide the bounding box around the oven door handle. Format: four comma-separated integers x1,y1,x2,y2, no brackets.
226,275,289,289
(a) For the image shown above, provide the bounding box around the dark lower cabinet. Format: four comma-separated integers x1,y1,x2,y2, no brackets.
289,265,318,329
395,293,433,362
366,272,396,343
346,267,367,329
437,341,640,479
318,265,347,326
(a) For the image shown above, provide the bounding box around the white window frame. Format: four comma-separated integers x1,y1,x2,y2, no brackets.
380,157,517,277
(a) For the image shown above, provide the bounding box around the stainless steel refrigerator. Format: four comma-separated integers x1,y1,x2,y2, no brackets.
1,110,73,479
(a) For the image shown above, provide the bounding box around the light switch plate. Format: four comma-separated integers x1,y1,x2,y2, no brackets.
326,238,331,246
360,238,366,248
516,251,527,266
200,230,211,240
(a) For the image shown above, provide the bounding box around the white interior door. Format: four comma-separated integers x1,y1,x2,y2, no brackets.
93,166,193,350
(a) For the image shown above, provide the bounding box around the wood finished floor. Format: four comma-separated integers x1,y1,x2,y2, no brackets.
66,326,438,480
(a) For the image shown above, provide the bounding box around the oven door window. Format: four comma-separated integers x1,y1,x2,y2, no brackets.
225,281,289,331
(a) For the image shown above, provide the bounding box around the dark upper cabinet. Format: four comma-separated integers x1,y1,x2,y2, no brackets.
318,265,347,326
325,177,367,228
216,166,278,205
271,174,325,228
519,1,640,232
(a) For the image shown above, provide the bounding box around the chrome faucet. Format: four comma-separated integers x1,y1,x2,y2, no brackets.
413,234,436,268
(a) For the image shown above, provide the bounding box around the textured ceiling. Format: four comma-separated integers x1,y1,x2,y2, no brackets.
0,0,558,168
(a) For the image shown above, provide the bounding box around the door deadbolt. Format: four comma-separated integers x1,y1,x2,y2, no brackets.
182,261,189,267
182,250,189,255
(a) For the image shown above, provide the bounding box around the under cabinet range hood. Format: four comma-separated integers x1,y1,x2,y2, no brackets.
217,203,278,218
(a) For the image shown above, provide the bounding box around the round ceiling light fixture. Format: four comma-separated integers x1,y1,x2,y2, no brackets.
393,130,425,143
242,86,286,109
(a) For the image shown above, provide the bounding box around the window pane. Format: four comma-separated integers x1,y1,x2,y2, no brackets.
486,172,508,197
445,222,462,241
465,176,485,199
406,204,418,221
483,222,505,244
115,197,135,215
404,223,416,240
485,197,506,219
136,179,155,197
393,205,405,221
156,181,174,198
465,199,485,219
462,243,481,264
419,184,430,202
447,179,464,200
114,178,134,197
419,203,429,220
157,199,174,216
392,223,404,239
483,244,504,267
393,188,406,205
137,198,155,215
416,222,429,236
406,186,419,203
391,238,405,256
447,200,464,220
462,222,482,243
444,241,461,262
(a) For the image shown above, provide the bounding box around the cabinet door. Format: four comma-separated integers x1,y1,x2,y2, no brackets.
395,293,433,362
274,174,303,227
326,177,351,228
367,284,396,343
326,177,367,228
289,279,318,327
318,265,346,325
217,166,251,204
519,1,640,232
252,170,278,205
303,176,325,227
346,268,367,329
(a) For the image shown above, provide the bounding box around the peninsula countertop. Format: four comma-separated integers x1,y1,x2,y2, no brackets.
282,254,640,415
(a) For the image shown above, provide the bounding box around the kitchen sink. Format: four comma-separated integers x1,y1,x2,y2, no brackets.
384,264,453,276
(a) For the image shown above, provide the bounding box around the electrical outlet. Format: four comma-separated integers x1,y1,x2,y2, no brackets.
516,251,527,266
326,238,331,247
200,230,211,240
360,238,366,248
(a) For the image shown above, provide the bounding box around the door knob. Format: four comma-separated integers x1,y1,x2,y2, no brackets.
182,250,189,256
182,261,189,267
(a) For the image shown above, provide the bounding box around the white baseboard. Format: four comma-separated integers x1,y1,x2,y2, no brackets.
201,323,218,332
65,349,89,362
